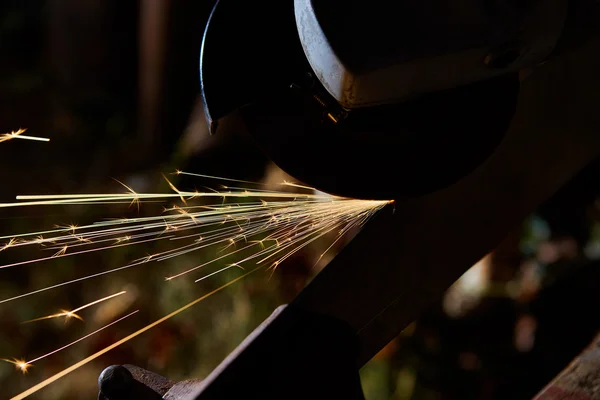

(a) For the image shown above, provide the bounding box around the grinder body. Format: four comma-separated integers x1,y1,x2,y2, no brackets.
200,0,567,199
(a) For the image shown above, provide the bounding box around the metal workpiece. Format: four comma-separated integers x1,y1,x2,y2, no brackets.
191,305,365,400
98,364,170,400
98,306,366,400
534,333,600,399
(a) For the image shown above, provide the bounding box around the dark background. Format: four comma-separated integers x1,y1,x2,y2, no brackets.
0,1,599,399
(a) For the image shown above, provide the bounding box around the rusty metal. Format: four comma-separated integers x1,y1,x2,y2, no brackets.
534,333,600,400
98,365,169,400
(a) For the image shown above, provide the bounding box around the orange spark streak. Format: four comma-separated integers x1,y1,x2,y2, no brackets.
26,310,139,365
2,359,32,374
10,268,258,400
3,311,137,375
22,291,127,324
0,128,50,143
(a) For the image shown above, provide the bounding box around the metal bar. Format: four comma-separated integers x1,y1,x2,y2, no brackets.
534,332,600,399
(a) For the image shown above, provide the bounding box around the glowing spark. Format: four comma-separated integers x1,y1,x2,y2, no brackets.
114,235,132,244
0,238,20,252
0,243,172,305
2,359,32,374
4,310,139,379
250,239,266,249
172,205,198,223
164,242,257,281
74,234,92,243
282,180,316,192
174,171,264,186
0,128,49,143
52,245,68,257
141,254,154,263
194,264,245,283
0,170,391,398
22,291,127,324
113,179,141,211
2,189,332,208
219,238,237,253
10,270,257,400
53,224,78,234
162,174,187,204
163,223,178,232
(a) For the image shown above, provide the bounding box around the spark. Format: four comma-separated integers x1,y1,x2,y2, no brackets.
52,245,68,257
114,235,132,244
0,170,391,397
172,205,198,224
74,235,92,243
0,238,21,252
250,239,266,249
162,174,188,204
164,242,259,281
282,180,316,192
194,263,245,283
113,178,141,211
0,128,49,143
10,270,257,400
1,190,331,208
174,171,270,186
4,311,139,378
0,193,384,280
22,291,127,324
2,359,32,374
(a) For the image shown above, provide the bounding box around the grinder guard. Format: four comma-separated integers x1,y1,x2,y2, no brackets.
200,0,565,199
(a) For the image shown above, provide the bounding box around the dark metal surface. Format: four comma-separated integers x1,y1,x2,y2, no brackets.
306,0,555,73
199,1,599,201
100,306,366,400
200,0,305,131
98,365,168,400
241,73,519,200
200,0,522,199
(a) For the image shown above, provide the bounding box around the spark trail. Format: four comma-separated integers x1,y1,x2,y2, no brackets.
10,270,258,400
21,290,128,324
0,128,50,143
0,174,389,301
0,171,390,398
3,310,138,374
